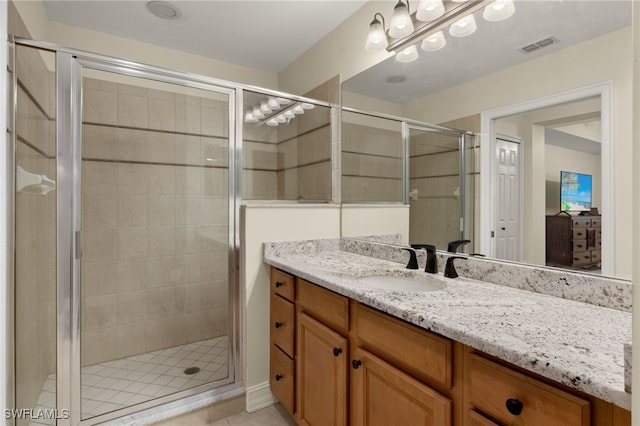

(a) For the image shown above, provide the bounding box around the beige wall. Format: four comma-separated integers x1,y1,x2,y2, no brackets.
240,205,340,411
81,77,230,365
631,0,639,420
341,205,409,243
13,38,57,419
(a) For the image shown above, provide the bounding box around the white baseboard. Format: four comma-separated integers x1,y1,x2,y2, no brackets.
246,381,277,413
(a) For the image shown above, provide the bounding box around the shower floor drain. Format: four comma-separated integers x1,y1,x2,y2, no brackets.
184,367,200,375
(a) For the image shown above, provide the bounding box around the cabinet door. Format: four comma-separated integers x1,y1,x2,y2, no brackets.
351,348,452,426
297,313,348,426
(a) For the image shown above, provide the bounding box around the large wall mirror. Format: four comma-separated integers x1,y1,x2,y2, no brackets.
341,0,632,280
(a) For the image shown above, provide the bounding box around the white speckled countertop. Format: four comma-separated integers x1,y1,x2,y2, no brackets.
263,239,631,410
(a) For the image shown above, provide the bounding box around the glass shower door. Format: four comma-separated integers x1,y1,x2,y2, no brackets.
77,66,235,421
408,126,467,251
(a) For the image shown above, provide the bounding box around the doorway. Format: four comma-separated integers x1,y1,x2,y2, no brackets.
494,135,522,262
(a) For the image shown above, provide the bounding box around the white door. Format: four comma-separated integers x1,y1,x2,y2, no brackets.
495,137,521,261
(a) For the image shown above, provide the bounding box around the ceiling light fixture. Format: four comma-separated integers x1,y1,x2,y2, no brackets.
365,0,515,63
146,1,182,20
244,98,315,127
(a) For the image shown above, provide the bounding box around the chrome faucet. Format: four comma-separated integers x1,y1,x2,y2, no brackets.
444,256,467,278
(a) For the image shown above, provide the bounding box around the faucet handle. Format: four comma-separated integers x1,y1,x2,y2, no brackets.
447,239,471,253
444,256,467,278
402,248,419,270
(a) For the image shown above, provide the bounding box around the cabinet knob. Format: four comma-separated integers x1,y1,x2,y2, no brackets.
505,398,523,416
352,359,362,369
275,374,283,381
332,347,342,357
274,322,282,329
275,281,283,288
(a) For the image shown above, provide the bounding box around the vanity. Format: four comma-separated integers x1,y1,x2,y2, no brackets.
263,238,631,426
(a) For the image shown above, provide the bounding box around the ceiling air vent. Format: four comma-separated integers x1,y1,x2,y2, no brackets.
519,36,559,54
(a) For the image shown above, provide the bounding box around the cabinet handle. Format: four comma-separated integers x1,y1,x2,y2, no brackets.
274,322,282,328
505,398,523,416
352,359,362,369
275,281,283,288
275,374,283,381
332,347,342,357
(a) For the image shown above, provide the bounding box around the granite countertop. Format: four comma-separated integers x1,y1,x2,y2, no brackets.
263,242,632,410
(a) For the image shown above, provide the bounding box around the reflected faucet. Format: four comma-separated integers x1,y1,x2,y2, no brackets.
447,239,470,253
412,244,437,274
402,248,419,270
444,256,467,278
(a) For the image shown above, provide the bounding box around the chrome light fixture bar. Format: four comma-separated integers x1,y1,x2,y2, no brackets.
386,0,491,53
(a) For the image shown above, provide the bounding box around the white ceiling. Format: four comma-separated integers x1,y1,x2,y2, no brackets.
42,0,368,73
343,0,632,104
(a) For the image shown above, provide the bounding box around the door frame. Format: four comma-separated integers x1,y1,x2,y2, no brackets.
479,81,614,274
493,134,523,261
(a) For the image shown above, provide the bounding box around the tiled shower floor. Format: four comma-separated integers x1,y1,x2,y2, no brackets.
30,336,229,425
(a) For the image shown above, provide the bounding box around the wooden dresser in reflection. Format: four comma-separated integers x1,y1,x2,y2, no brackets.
545,212,601,270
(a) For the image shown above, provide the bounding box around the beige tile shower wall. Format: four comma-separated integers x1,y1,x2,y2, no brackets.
81,78,230,366
14,43,57,417
342,122,403,202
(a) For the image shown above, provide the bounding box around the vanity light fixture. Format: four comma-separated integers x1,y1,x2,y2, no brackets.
244,98,315,127
365,0,515,63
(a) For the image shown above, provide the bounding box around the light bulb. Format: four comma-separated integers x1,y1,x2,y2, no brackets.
421,30,446,51
283,110,295,119
483,0,515,21
365,15,388,51
389,1,414,38
276,97,292,105
266,119,279,127
396,45,419,63
301,103,315,110
268,98,281,110
292,105,304,115
276,115,287,123
449,14,477,37
416,0,445,22
244,110,257,122
252,105,265,119
260,101,272,114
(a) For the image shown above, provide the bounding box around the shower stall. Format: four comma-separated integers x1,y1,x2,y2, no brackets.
11,40,240,425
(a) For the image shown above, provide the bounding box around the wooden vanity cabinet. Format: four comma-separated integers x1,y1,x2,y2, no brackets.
269,268,296,416
350,347,452,426
268,267,630,426
296,278,350,426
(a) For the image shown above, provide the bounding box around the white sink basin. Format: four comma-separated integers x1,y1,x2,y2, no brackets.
358,275,446,292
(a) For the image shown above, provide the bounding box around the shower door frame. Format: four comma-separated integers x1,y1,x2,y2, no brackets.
14,38,243,426
404,122,470,242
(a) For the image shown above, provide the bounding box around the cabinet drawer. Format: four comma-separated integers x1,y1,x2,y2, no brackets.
297,279,349,334
572,239,588,253
590,250,601,263
271,268,295,301
572,252,592,266
469,354,590,425
590,217,601,227
271,293,295,357
572,218,590,228
270,345,295,416
354,304,452,389
469,410,500,426
572,228,588,240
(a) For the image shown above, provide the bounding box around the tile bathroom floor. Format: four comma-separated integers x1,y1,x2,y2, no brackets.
208,404,296,426
30,336,229,425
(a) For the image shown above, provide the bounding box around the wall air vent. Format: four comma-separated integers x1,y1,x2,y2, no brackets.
519,36,559,54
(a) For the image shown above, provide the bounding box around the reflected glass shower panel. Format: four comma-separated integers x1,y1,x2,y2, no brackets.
13,45,58,426
409,128,464,251
341,110,403,203
80,69,232,419
242,90,333,201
